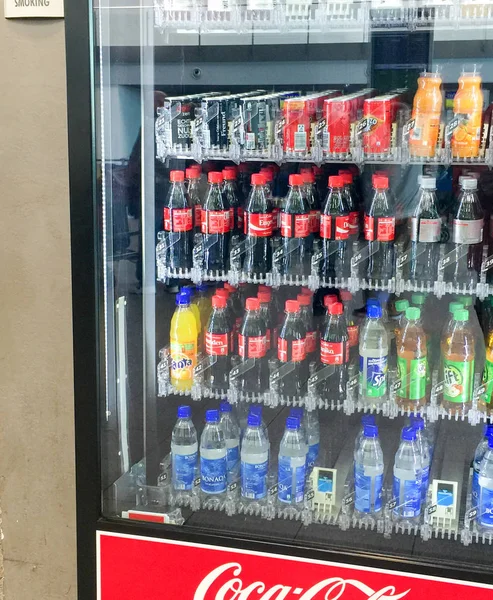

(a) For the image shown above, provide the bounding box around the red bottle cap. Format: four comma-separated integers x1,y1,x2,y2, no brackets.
340,172,353,185
251,173,267,186
186,168,200,179
258,291,271,304
323,294,338,308
224,283,236,293
224,165,237,174
246,297,260,311
329,302,344,315
302,172,315,184
373,175,389,189
328,175,343,188
301,286,313,297
222,169,237,181
285,300,300,313
289,174,304,186
208,171,224,184
260,169,274,182
190,164,202,172
339,290,353,301
297,294,311,307
170,170,185,182
212,295,227,309
216,288,230,299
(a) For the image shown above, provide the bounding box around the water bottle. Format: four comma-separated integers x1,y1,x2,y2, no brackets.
290,408,306,441
392,426,423,524
200,409,227,495
278,417,308,504
241,412,269,501
412,416,431,502
304,410,320,472
354,424,384,517
249,405,269,443
355,414,377,451
359,301,389,404
171,405,198,491
478,434,493,529
472,425,493,508
219,401,240,482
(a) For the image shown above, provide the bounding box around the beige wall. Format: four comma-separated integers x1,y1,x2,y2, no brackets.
0,16,76,600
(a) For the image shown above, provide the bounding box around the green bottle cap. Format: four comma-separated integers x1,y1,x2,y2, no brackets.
412,293,426,306
395,299,410,313
406,307,421,320
455,309,469,322
460,296,473,307
449,301,463,314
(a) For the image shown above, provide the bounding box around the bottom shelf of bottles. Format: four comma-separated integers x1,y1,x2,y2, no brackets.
114,408,493,547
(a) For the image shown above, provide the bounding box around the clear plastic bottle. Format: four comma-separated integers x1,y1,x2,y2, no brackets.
303,410,320,473
412,416,431,502
278,416,308,505
359,302,389,404
171,405,198,492
320,175,350,280
186,167,203,236
472,425,493,508
219,401,240,482
200,409,227,495
365,175,395,281
202,171,231,273
355,414,376,450
164,170,194,271
354,424,384,517
478,435,493,529
280,174,312,276
243,173,273,275
241,412,269,501
249,405,269,445
392,426,423,525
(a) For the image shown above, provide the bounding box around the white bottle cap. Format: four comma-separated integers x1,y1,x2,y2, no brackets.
461,177,478,190
420,176,436,189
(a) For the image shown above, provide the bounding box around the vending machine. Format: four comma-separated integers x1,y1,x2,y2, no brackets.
66,0,493,597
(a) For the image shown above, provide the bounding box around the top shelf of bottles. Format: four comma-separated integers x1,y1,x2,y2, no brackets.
155,0,493,34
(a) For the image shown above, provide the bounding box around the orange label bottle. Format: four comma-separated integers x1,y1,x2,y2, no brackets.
409,72,442,158
451,72,483,159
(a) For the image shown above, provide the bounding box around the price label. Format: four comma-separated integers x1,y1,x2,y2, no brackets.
427,504,437,516
275,117,286,136
194,116,204,129
446,117,460,140
387,499,397,511
305,490,315,502
391,379,402,393
348,375,358,391
269,484,279,496
228,482,238,492
397,252,409,269
194,363,204,377
474,385,486,400
343,492,354,506
438,255,451,270
316,118,327,133
194,477,201,487
467,507,478,521
433,382,445,396
482,255,493,273
351,251,363,267
158,472,168,484
403,119,415,137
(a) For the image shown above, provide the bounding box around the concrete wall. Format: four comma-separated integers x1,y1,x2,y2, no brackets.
0,15,76,600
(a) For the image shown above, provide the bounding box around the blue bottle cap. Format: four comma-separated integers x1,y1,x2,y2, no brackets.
250,405,263,416
206,409,220,423
176,291,191,306
367,303,382,319
220,401,232,413
286,416,300,430
364,424,378,438
412,416,424,431
402,426,417,441
247,413,261,427
484,424,493,436
362,414,376,426
489,436,493,449
177,405,191,419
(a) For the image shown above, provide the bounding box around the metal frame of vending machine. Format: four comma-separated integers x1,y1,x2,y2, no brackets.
65,0,493,599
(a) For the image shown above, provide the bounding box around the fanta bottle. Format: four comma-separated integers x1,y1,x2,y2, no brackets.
170,291,198,391
451,71,483,159
409,72,442,159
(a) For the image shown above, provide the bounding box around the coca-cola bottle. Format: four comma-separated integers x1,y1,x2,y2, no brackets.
261,168,279,235
163,170,193,271
216,288,236,353
320,175,350,280
297,293,317,358
204,294,232,391
280,174,312,276
277,300,308,396
186,167,202,236
237,297,269,394
365,175,395,281
222,169,244,239
258,290,277,355
405,175,441,283
302,171,321,247
445,177,484,285
202,171,231,273
340,172,360,239
319,301,349,402
340,290,359,371
243,174,273,275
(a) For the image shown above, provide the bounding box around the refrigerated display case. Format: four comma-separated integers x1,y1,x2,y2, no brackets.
66,0,493,597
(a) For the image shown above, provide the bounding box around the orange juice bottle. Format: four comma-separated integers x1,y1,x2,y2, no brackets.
451,71,483,159
170,290,198,391
409,72,442,158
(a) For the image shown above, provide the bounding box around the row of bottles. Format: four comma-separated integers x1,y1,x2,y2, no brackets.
159,163,489,286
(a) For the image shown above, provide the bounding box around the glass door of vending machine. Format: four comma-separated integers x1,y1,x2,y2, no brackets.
68,0,493,596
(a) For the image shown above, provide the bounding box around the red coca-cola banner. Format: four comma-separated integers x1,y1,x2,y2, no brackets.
97,531,493,600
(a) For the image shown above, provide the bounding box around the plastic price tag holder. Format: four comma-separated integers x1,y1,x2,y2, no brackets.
228,358,258,396
268,483,279,496
269,361,296,393
465,506,478,529
350,240,377,281
157,471,168,485
157,348,171,396
431,480,458,521
272,240,306,285
195,102,220,151
437,243,470,288
312,468,337,508
307,365,335,397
